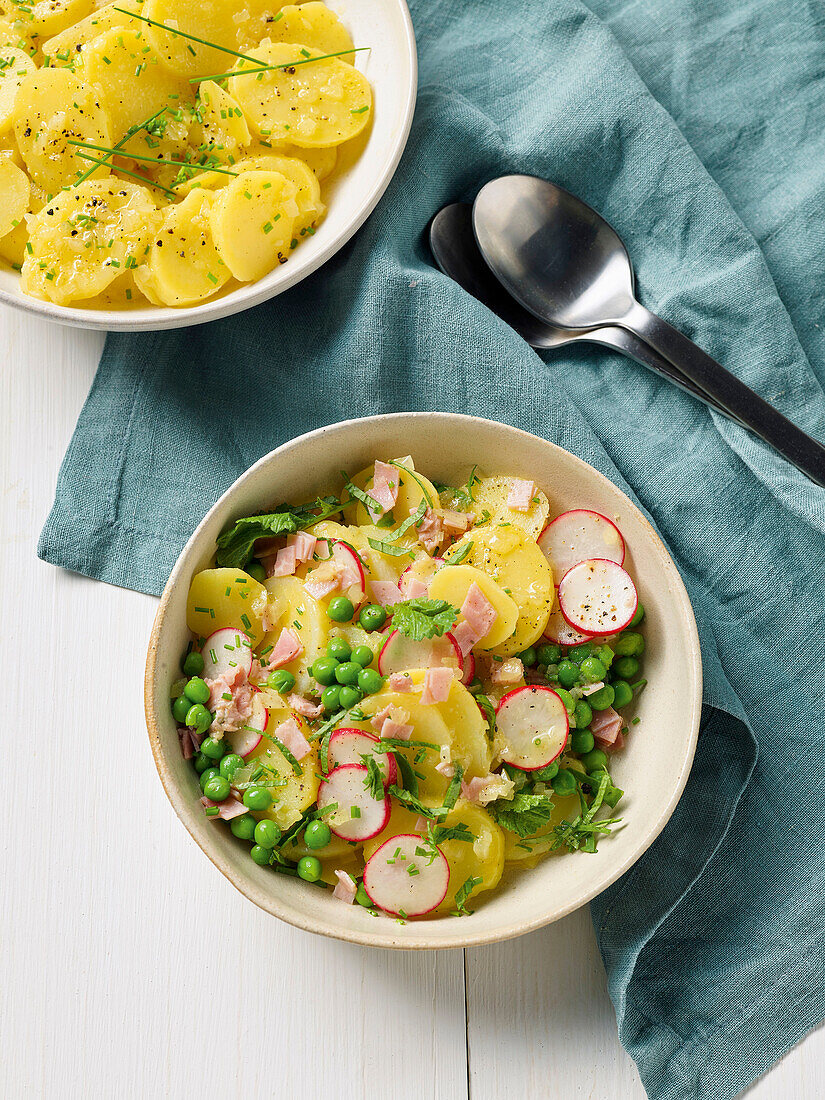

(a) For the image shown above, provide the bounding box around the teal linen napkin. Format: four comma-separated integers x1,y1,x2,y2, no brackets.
39,1,825,1096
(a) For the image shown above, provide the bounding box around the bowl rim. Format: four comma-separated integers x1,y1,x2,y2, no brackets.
145,412,703,949
0,0,418,333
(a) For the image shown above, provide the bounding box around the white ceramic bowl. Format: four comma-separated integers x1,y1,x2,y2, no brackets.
145,413,702,948
0,0,417,331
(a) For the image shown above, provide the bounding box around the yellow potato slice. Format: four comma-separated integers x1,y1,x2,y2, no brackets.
470,475,550,541
259,3,354,63
279,142,336,180
247,710,320,830
12,0,93,41
196,80,251,152
185,567,267,643
428,563,519,650
0,217,27,266
0,127,22,166
21,178,157,305
229,42,371,148
345,457,440,527
144,0,243,78
209,168,298,281
444,526,554,657
0,154,28,236
82,27,193,138
41,0,140,64
0,47,36,134
134,189,230,306
13,67,111,193
259,573,329,675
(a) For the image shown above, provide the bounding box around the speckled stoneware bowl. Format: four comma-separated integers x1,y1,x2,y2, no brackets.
145,413,702,949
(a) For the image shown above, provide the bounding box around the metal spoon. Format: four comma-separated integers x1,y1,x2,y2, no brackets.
473,176,825,486
428,203,747,427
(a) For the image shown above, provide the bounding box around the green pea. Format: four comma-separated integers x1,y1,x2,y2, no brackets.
297,855,322,882
245,561,266,583
250,844,271,866
338,685,363,709
266,669,296,694
537,643,561,666
629,602,645,627
580,748,609,774
186,704,213,735
321,685,342,712
312,657,339,686
614,631,645,657
359,604,387,632
613,656,639,680
612,680,633,708
203,774,231,802
327,596,355,623
532,761,559,782
193,752,211,774
588,684,615,711
304,820,331,850
555,687,575,716
230,814,256,841
327,637,352,662
254,819,281,849
571,729,595,755
574,700,593,729
172,694,191,723
243,786,272,811
182,650,204,677
551,768,578,796
334,661,361,685
183,676,210,705
568,642,593,664
219,753,244,780
357,668,383,695
355,883,373,907
557,660,580,689
199,734,226,759
351,645,374,668
519,646,537,667
579,656,607,684
199,767,219,792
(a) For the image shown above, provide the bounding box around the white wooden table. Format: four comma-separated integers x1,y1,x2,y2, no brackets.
1,303,820,1100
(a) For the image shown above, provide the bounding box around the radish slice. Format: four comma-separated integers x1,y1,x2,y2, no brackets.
461,651,476,686
539,510,625,580
201,627,253,681
398,556,446,597
542,608,595,647
225,692,267,758
378,629,463,677
327,728,397,785
317,764,391,841
363,833,450,916
332,541,367,607
558,558,638,636
496,685,569,770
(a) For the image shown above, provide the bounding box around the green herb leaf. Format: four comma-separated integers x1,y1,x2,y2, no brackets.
367,538,415,558
362,755,385,800
387,785,440,819
390,598,458,641
441,763,464,815
215,495,342,567
269,735,303,776
488,790,556,838
445,540,473,565
453,874,483,915
392,752,419,797
476,693,497,734
389,461,434,508
431,822,475,844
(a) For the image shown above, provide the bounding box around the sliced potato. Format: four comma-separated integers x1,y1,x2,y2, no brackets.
185,567,267,643
258,3,354,62
0,127,23,166
41,0,140,64
195,80,251,153
0,154,27,236
144,0,244,78
21,178,157,304
444,526,554,657
13,0,93,40
259,573,329,676
279,142,336,180
14,67,111,192
436,800,504,911
229,42,371,148
247,710,320,830
0,216,27,265
471,475,549,541
428,563,519,650
134,189,230,306
0,47,36,134
209,168,298,281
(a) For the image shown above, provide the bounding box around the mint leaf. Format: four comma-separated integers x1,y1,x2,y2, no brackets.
215,495,342,567
453,874,483,915
390,598,458,641
488,790,556,838
431,822,475,844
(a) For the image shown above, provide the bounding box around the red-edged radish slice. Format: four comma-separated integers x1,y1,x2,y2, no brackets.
558,558,638,636
398,555,446,597
224,691,267,758
496,685,569,770
461,651,476,686
363,833,450,916
201,627,253,681
539,510,624,579
317,764,391,841
378,629,463,677
331,541,367,607
542,608,595,648
327,728,397,785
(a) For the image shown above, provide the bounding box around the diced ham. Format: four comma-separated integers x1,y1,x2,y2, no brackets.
332,869,357,904
435,760,455,778
370,704,410,733
451,620,477,657
590,706,624,749
303,553,359,600
273,716,312,760
264,627,303,670
288,693,324,720
490,657,524,685
267,545,298,578
461,582,497,641
381,718,414,741
207,664,254,733
388,672,414,692
420,666,455,705
334,551,361,591
401,576,428,599
370,580,404,606
506,478,536,512
178,726,202,759
367,460,400,516
417,508,444,553
441,510,474,536
287,531,317,563
303,574,340,600
201,795,248,820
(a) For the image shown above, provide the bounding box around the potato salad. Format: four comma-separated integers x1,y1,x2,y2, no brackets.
173,459,647,920
0,0,371,307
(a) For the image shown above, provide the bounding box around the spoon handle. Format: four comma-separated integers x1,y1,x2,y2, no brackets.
624,303,825,486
